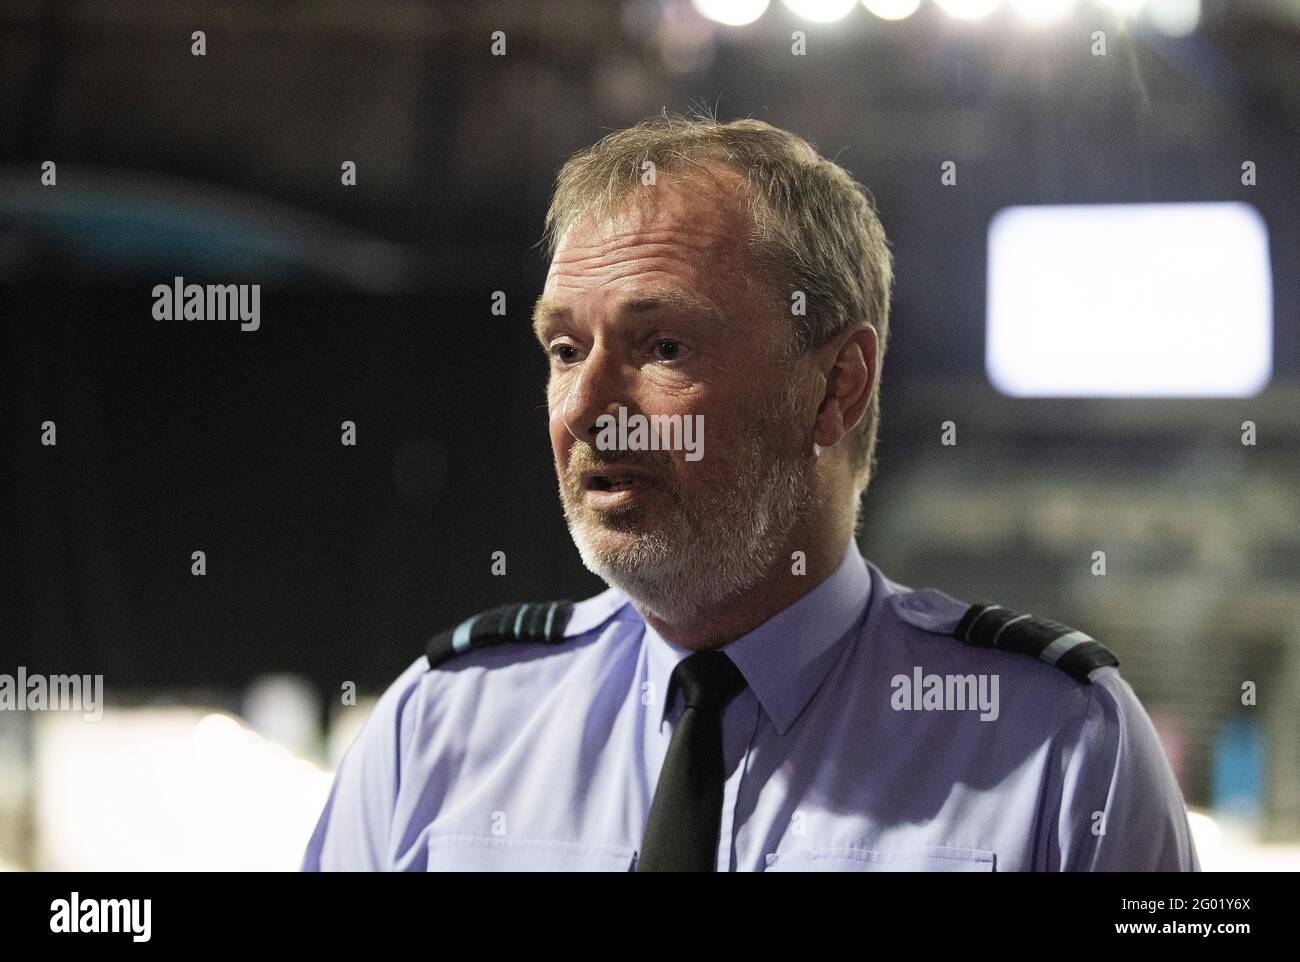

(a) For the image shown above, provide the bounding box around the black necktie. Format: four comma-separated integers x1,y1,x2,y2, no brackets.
636,649,749,872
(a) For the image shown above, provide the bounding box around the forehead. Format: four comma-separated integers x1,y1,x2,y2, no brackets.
543,171,761,301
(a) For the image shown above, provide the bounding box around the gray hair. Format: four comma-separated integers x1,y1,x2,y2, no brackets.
542,112,894,494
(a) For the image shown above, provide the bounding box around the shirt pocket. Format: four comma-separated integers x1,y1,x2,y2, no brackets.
424,833,637,872
763,845,996,872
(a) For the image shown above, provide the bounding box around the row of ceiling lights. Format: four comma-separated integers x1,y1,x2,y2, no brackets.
692,0,1202,35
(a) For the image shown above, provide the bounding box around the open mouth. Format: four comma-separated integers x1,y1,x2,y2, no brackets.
586,474,644,492
579,467,658,500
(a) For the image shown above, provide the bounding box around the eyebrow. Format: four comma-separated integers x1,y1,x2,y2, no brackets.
531,288,724,341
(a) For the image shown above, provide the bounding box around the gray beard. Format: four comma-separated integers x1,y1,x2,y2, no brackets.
563,436,816,625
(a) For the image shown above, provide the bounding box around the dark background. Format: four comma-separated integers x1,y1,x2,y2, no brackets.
2,0,1298,849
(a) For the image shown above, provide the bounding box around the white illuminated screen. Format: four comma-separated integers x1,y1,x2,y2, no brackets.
986,202,1272,397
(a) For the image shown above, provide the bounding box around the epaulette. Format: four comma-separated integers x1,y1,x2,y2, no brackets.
954,601,1119,685
425,601,574,670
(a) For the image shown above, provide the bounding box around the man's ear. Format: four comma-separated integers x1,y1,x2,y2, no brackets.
812,324,877,449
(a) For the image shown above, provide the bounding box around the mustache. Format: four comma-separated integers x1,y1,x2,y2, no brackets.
569,444,670,473
563,444,673,484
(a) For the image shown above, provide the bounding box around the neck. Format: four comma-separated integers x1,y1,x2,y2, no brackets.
638,511,853,651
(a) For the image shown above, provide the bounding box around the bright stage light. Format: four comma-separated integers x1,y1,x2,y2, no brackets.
1096,0,1147,16
34,707,333,870
862,0,921,21
934,0,1003,20
782,0,859,23
986,203,1273,398
1008,0,1074,24
693,0,772,26
1148,0,1199,36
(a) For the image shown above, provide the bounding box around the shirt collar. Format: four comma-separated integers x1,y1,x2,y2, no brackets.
563,586,632,637
641,539,871,736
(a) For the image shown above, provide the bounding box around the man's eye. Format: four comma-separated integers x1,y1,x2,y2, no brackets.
654,340,684,362
551,344,579,364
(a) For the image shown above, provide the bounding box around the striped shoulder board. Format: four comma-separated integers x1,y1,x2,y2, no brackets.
425,601,574,670
954,601,1118,684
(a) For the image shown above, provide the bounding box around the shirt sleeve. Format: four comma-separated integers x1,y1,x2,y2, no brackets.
1048,668,1200,871
300,657,427,872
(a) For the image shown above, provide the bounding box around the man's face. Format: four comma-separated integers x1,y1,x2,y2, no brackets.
534,172,818,622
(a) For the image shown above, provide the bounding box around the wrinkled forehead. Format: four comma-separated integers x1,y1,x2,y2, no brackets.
546,165,761,281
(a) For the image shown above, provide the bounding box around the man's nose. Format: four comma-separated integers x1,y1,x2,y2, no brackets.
560,346,631,442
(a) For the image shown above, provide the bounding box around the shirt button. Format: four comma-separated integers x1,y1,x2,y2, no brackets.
765,853,778,867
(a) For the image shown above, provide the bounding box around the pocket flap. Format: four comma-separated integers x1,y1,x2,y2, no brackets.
764,845,996,872
425,834,637,872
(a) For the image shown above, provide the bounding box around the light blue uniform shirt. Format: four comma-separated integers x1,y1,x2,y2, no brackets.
302,540,1199,871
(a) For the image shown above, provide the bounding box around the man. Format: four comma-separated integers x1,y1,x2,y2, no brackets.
302,115,1198,872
